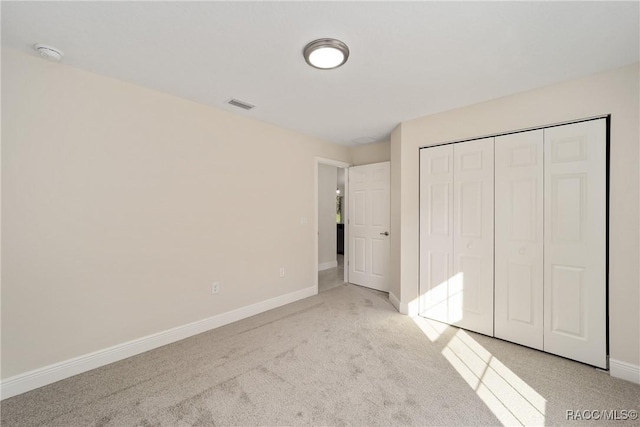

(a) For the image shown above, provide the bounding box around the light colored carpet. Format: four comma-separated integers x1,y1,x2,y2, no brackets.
318,254,344,293
2,283,639,426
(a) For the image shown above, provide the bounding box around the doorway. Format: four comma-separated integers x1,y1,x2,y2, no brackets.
315,158,349,293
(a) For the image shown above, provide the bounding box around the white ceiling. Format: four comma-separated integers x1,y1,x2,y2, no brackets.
2,1,639,146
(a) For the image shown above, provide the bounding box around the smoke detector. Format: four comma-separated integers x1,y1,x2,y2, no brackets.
33,44,64,62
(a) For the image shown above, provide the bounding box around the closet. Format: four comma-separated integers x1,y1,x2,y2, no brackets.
419,118,607,369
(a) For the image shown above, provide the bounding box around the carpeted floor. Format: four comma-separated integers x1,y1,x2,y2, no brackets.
1,283,639,426
318,254,344,293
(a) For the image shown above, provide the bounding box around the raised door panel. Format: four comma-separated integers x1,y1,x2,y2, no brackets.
452,138,494,336
544,119,606,368
494,130,544,349
419,145,454,323
353,237,366,274
353,190,366,226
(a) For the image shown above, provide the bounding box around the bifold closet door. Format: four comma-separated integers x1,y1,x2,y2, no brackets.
544,119,607,369
494,130,544,350
419,139,494,336
452,138,494,336
419,145,454,325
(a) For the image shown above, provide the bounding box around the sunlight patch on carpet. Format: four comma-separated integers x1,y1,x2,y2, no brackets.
441,329,546,426
412,316,450,342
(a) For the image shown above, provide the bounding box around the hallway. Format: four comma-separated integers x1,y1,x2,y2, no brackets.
319,254,344,293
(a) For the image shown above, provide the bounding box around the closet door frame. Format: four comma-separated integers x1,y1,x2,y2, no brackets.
418,115,609,369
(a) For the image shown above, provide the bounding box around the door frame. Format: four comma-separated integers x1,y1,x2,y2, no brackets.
314,157,351,294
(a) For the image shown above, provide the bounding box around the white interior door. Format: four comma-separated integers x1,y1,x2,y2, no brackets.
419,145,454,323
544,119,607,368
452,138,495,336
494,130,544,349
348,162,390,292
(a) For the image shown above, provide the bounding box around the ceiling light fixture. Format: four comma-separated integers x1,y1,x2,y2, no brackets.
33,43,64,61
303,38,349,70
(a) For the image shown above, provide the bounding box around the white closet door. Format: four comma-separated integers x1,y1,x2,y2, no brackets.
419,145,454,323
544,119,607,368
452,138,494,336
494,130,544,349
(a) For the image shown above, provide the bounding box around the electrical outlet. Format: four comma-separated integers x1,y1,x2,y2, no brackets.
279,267,285,277
211,282,220,294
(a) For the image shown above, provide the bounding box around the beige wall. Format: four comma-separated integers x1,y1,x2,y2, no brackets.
318,164,337,267
1,49,349,378
349,141,390,166
395,63,640,368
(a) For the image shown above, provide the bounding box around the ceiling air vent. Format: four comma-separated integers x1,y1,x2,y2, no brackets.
226,98,255,111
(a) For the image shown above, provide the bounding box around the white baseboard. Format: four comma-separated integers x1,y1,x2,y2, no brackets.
399,298,420,317
389,293,419,317
318,260,338,271
0,285,316,400
610,359,640,384
389,292,400,312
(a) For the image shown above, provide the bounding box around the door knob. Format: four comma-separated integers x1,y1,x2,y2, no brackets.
380,231,389,236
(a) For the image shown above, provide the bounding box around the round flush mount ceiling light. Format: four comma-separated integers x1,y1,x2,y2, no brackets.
303,38,349,70
33,43,64,61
